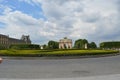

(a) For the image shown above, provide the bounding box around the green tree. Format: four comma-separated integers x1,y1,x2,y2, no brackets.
88,42,97,49
42,44,47,49
74,39,88,49
48,40,59,49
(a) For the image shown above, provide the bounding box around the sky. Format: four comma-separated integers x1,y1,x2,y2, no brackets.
0,0,120,45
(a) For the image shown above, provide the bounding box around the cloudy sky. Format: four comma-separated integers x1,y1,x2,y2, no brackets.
0,0,120,45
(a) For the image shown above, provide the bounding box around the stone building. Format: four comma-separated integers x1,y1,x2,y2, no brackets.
59,37,72,49
0,34,31,48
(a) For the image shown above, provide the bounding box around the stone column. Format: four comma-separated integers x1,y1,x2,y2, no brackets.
65,43,69,49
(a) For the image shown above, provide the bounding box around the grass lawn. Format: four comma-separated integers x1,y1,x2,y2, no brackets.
0,49,119,57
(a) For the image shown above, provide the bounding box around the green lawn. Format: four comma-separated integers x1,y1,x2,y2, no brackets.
0,49,119,57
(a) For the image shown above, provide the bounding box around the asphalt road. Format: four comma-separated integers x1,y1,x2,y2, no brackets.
0,55,120,79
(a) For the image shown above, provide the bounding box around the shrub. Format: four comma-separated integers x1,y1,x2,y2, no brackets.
9,44,40,50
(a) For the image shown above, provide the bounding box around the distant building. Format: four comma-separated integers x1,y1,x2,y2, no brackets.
21,35,31,44
59,37,72,49
0,34,31,48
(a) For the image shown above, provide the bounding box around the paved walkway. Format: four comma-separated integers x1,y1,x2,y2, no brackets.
0,74,120,80
1,55,120,79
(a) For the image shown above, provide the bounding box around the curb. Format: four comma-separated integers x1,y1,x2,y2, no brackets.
1,53,120,60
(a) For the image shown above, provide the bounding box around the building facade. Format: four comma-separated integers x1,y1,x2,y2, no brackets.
59,37,72,49
0,34,31,48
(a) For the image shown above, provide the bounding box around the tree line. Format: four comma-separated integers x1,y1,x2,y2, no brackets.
1,39,119,50
44,39,97,49
100,41,120,49
74,39,97,49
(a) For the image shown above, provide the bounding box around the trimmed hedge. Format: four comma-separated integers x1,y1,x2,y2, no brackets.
100,41,120,49
9,44,40,50
0,49,119,57
0,45,6,50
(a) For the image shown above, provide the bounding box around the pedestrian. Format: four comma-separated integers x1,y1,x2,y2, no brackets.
0,57,2,64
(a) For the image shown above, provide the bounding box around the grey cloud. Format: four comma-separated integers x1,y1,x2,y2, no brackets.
41,0,84,20
40,0,120,43
81,13,101,23
7,11,42,27
117,0,120,11
87,13,120,42
16,16,39,26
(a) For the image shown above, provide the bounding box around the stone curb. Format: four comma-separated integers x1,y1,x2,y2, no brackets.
1,53,120,60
